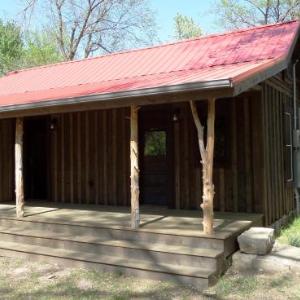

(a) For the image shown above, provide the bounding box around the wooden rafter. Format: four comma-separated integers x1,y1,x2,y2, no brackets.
190,98,216,235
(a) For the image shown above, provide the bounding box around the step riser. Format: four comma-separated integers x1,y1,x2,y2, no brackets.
0,233,221,270
0,248,212,290
0,219,224,250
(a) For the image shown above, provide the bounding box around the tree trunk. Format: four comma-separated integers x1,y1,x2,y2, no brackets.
190,99,216,235
15,117,24,218
130,105,140,229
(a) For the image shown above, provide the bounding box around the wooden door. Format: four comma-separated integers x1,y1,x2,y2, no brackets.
140,106,173,206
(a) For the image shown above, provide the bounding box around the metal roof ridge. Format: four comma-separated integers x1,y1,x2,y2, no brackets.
6,20,299,77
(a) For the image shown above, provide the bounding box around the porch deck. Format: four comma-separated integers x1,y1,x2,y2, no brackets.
0,202,263,239
0,202,263,288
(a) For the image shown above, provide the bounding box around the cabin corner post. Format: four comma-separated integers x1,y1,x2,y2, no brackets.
190,98,216,235
130,104,140,229
15,117,24,218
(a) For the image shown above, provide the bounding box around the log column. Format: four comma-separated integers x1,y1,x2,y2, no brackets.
130,105,140,229
15,117,24,218
190,98,216,235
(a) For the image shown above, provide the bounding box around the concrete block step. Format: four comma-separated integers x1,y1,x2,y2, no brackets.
0,240,219,289
0,218,225,250
0,230,224,270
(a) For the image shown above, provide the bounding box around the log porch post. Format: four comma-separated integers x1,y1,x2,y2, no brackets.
130,104,140,229
15,117,24,218
190,98,216,235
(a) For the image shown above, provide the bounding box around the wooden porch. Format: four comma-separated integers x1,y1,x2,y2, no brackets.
0,202,262,288
0,202,263,237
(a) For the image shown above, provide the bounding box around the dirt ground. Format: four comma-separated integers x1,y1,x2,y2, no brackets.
0,256,300,300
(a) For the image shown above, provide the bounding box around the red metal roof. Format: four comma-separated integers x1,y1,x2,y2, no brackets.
0,20,299,111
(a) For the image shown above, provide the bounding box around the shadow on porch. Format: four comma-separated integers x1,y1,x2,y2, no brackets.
0,201,263,239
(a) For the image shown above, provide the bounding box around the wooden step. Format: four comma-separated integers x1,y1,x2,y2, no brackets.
0,229,224,270
0,218,226,252
0,240,219,289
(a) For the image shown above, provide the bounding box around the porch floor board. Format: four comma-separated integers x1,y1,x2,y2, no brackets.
0,201,263,239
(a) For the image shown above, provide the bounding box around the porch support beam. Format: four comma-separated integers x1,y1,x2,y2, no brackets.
15,117,24,218
190,98,216,235
130,104,140,229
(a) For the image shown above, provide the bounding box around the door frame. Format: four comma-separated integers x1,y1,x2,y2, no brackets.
139,105,175,208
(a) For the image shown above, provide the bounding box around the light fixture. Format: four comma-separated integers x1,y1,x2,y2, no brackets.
49,117,57,131
173,109,180,122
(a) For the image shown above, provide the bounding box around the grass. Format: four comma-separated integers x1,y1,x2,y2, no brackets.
278,216,300,247
1,256,300,300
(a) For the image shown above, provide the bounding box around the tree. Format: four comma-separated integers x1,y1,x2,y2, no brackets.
22,30,64,68
0,20,23,75
22,0,157,60
173,13,202,40
215,0,300,29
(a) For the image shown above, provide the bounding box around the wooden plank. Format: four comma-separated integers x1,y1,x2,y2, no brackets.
94,111,99,204
244,97,252,213
183,105,190,209
61,114,65,203
69,114,74,203
102,110,108,205
262,84,270,225
85,111,90,204
77,112,82,203
15,117,24,218
112,109,117,205
219,168,225,212
130,105,140,229
250,93,264,214
231,99,238,212
174,120,180,209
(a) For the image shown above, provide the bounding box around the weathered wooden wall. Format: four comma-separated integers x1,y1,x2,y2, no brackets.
172,96,264,215
0,119,14,202
261,79,295,225
48,96,267,215
49,109,130,205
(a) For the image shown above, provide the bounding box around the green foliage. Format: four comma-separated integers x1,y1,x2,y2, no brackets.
144,131,166,156
174,13,202,40
278,217,300,247
0,17,64,75
215,0,300,29
0,20,23,75
21,30,63,68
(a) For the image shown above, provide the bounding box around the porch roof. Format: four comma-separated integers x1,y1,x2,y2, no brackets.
0,20,299,113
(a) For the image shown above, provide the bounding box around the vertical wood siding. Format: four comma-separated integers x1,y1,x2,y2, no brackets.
0,119,14,202
49,108,130,206
261,81,294,225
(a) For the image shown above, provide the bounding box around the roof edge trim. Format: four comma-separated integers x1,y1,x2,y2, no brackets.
0,79,232,114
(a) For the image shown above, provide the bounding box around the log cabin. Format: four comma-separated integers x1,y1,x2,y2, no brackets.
0,20,299,289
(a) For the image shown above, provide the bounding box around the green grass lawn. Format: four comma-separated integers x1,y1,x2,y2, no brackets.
278,216,300,247
1,256,300,300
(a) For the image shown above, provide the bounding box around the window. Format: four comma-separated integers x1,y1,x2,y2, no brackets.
144,131,166,156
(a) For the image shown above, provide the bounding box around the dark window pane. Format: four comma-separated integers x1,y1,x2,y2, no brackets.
144,131,166,156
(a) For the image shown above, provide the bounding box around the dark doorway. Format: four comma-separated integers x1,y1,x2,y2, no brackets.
24,117,49,200
140,106,173,206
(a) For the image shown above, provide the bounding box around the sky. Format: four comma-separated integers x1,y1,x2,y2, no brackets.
0,0,221,42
